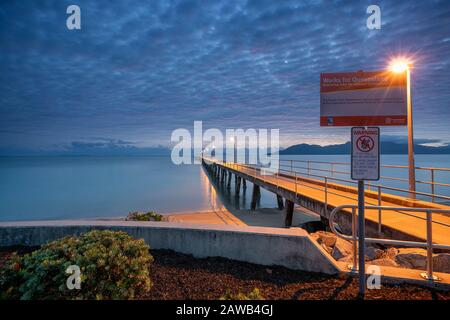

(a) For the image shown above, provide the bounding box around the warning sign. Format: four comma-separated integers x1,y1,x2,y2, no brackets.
351,127,380,181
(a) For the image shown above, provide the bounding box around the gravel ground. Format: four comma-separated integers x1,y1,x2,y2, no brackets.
145,250,449,300
1,247,449,300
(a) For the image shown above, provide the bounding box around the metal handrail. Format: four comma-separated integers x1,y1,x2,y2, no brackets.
251,161,450,202
280,158,450,172
202,157,450,205
278,161,450,202
279,159,450,203
328,204,450,281
279,163,450,188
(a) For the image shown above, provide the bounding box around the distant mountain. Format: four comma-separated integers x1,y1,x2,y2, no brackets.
280,141,450,155
0,143,171,157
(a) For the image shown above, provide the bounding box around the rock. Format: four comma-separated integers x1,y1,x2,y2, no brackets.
310,232,320,242
321,243,332,254
321,234,337,248
395,248,428,270
338,255,354,263
311,231,337,247
380,247,399,259
311,230,325,238
331,238,353,260
433,253,450,273
365,246,383,261
369,258,398,267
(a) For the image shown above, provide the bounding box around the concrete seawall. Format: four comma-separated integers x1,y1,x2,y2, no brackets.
0,220,340,275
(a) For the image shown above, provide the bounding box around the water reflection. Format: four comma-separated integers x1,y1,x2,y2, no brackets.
200,164,263,213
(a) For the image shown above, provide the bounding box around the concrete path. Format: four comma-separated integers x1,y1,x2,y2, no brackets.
165,207,320,228
165,210,246,226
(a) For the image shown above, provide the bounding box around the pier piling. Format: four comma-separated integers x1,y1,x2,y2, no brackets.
277,195,285,210
251,184,261,210
285,200,294,227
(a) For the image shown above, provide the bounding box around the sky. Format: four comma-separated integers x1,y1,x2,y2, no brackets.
1,0,450,153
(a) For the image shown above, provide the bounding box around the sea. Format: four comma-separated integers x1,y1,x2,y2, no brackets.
0,155,449,221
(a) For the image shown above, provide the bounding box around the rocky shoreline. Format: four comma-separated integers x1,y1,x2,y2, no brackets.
311,231,450,273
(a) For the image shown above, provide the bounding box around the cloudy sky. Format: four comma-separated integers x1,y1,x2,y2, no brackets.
1,0,450,152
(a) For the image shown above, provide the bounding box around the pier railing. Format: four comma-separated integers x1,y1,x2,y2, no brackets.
203,156,450,236
328,204,450,281
203,157,450,206
279,159,450,204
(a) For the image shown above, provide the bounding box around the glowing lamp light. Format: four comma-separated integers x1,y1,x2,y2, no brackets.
389,58,412,73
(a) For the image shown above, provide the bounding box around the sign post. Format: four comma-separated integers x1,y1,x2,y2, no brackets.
357,180,365,296
351,127,380,297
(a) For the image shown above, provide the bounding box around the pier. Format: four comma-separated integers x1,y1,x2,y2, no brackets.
202,157,450,245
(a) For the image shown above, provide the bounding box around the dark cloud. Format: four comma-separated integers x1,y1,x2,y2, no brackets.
1,0,450,151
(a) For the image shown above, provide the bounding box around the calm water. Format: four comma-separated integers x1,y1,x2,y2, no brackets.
0,155,449,221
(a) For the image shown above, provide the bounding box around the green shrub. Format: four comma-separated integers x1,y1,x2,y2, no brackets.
0,230,153,300
220,288,264,300
126,211,163,221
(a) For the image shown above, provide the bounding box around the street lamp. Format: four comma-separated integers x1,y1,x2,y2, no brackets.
389,58,416,198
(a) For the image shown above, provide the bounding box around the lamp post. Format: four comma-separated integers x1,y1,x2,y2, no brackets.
390,59,416,199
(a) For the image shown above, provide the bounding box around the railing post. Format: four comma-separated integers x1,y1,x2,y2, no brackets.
324,177,328,216
331,163,334,177
295,172,297,196
421,210,439,281
291,160,293,173
431,169,435,203
307,161,311,176
277,170,280,189
378,186,382,237
351,207,357,272
426,210,433,278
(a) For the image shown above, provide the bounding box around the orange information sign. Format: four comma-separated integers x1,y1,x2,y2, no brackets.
320,71,407,126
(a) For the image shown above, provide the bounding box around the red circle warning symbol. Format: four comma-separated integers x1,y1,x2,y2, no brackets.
356,136,374,152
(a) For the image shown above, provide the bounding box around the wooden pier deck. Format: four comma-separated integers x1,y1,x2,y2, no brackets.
202,158,450,245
